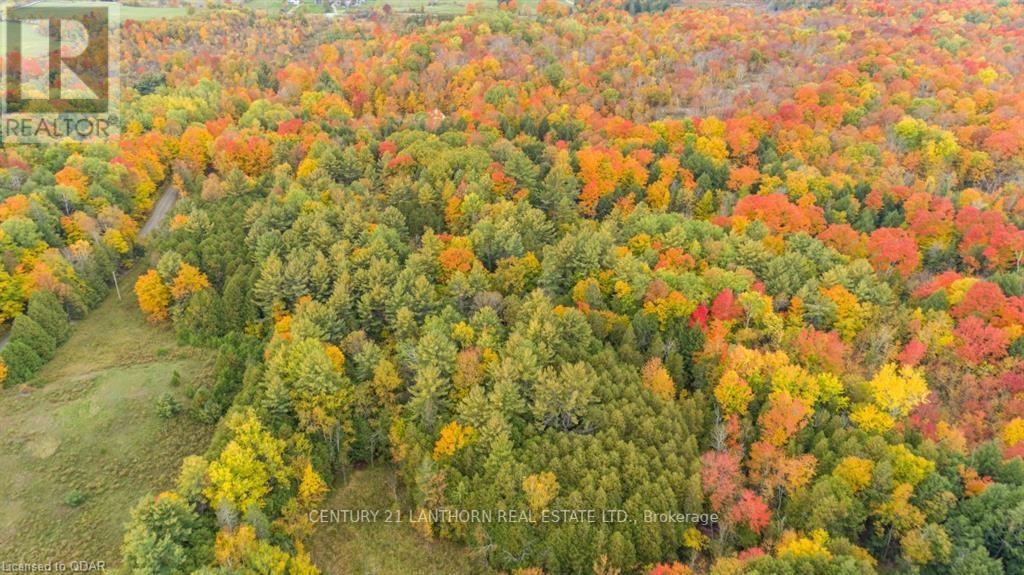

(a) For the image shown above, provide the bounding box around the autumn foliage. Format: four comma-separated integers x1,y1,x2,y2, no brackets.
0,0,1017,573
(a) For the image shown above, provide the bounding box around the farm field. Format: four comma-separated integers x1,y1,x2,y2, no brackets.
0,267,214,565
242,0,546,17
0,1,190,19
119,5,191,20
334,0,543,15
1,2,191,56
244,0,287,12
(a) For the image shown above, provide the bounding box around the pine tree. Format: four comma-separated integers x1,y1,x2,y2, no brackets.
1,340,43,385
26,291,70,345
10,314,56,361
407,365,450,433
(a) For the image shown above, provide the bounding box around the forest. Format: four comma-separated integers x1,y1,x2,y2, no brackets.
2,0,1024,573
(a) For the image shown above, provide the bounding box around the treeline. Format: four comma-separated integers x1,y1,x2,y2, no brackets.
1,292,72,383
0,142,167,384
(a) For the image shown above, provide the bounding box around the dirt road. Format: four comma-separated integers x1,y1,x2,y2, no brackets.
139,185,179,240
0,185,178,352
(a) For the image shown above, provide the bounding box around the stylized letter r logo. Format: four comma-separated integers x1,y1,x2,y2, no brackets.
5,4,110,113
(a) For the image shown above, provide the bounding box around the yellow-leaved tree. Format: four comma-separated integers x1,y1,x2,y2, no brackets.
205,410,291,512
852,363,929,432
715,369,753,416
297,462,328,507
171,262,210,300
641,357,676,401
135,269,171,322
433,420,475,460
522,471,559,513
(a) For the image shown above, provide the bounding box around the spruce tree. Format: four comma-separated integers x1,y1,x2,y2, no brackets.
10,314,56,361
26,291,70,344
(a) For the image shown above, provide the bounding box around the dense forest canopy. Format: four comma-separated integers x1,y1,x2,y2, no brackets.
2,0,1024,573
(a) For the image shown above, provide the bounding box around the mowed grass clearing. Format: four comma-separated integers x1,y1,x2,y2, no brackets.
308,465,491,575
0,266,214,566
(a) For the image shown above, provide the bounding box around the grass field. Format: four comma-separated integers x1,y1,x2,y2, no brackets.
334,0,543,16
119,5,191,21
0,1,191,20
0,266,214,566
1,2,191,58
241,0,545,17
245,0,286,12
342,0,482,16
308,465,490,575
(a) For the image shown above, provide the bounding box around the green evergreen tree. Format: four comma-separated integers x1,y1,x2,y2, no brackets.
26,291,70,344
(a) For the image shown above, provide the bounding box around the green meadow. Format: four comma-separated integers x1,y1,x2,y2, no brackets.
0,267,214,565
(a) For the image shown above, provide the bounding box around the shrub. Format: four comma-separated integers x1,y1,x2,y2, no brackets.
64,490,88,507
155,393,182,419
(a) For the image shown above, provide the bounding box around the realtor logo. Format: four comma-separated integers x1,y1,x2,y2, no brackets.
2,1,120,143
